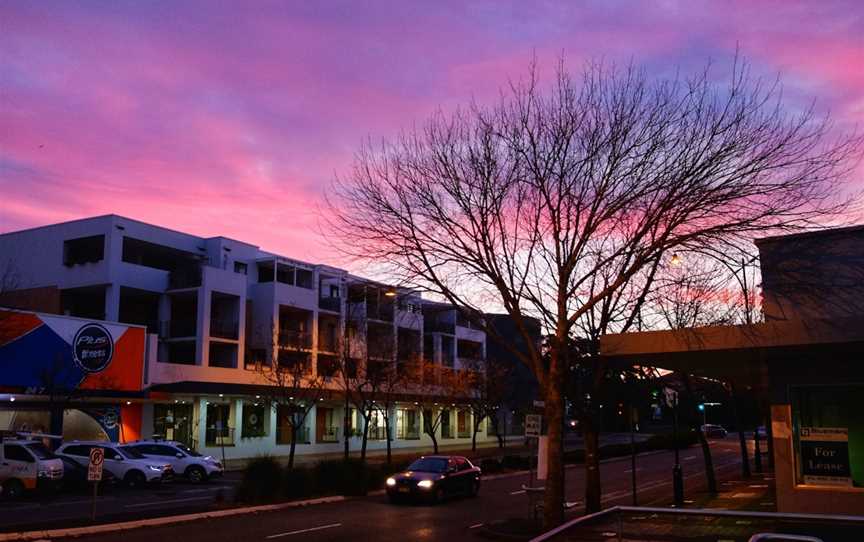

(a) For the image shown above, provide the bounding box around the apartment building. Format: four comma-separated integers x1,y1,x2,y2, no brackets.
0,215,512,463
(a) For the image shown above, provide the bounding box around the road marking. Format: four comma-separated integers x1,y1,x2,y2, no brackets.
748,484,769,488
266,523,342,539
125,496,213,508
684,456,698,461
623,468,643,473
509,490,526,495
469,523,484,529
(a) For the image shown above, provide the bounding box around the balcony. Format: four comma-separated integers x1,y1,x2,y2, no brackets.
424,320,455,334
169,265,202,290
278,330,312,350
318,296,341,313
162,319,197,338
210,318,239,340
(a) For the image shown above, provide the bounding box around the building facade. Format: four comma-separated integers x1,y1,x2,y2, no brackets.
0,215,518,465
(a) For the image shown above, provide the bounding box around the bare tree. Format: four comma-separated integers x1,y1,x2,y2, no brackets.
326,57,859,525
256,347,327,470
459,356,512,452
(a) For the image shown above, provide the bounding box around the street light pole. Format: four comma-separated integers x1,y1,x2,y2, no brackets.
672,395,684,507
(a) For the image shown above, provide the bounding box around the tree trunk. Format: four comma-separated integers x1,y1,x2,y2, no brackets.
764,406,774,470
683,374,716,494
471,417,482,452
730,386,751,479
697,428,717,494
360,412,370,462
288,432,297,470
542,359,566,528
583,416,601,513
384,414,392,466
343,398,351,461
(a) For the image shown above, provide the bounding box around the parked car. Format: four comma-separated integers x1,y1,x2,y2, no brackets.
56,441,173,488
126,440,223,483
0,435,64,499
700,424,728,439
58,455,116,491
386,455,481,504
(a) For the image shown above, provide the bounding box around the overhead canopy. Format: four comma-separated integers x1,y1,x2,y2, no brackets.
599,317,864,385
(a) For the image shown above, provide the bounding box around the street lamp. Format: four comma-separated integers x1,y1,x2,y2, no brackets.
670,253,682,266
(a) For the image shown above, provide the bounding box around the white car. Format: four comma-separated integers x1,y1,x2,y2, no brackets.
56,441,173,488
127,440,223,483
1,438,64,499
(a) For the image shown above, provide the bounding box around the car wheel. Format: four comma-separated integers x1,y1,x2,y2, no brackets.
186,466,207,484
124,470,147,489
2,479,25,500
468,480,480,497
434,487,446,504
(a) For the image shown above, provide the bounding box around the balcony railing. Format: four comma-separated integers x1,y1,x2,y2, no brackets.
210,318,239,340
317,334,339,353
161,319,197,338
318,426,339,443
169,265,202,289
424,320,455,334
278,330,312,350
318,297,341,313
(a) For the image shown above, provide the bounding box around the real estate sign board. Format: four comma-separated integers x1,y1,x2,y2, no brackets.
800,427,852,487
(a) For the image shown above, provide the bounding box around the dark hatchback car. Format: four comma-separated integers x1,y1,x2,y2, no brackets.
58,456,116,491
386,455,481,504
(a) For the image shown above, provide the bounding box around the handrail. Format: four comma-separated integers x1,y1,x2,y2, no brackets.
528,505,864,542
748,534,824,542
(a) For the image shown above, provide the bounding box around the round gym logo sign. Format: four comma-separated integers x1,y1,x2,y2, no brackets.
73,323,114,373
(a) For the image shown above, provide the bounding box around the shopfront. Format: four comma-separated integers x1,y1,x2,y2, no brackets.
0,309,147,443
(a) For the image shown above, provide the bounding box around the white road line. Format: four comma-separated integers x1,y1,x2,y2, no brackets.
125,496,213,508
509,490,526,495
684,456,698,461
623,468,643,473
266,523,342,539
468,523,484,529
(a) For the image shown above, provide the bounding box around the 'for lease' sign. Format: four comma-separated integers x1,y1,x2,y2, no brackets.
800,427,851,487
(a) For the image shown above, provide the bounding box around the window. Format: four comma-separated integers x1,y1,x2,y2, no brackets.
441,409,453,439
101,447,122,461
234,262,248,275
242,402,267,438
396,408,420,440
61,445,88,457
329,285,340,298
276,405,309,444
63,235,105,266
792,385,863,488
205,403,233,446
457,410,470,438
153,404,193,445
4,445,34,463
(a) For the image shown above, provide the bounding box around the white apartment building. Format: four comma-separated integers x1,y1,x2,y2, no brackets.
0,215,507,464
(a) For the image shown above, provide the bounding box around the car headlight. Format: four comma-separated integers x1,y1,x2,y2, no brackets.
417,479,434,489
386,477,396,487
147,465,164,472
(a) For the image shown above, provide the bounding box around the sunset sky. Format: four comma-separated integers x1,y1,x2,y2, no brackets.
2,1,862,267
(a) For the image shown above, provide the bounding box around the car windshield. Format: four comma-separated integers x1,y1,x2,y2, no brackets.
25,442,57,460
175,444,202,457
407,457,448,473
119,446,145,459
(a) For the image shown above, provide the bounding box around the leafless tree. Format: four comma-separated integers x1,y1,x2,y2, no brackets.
458,356,512,452
326,57,859,525
255,343,328,470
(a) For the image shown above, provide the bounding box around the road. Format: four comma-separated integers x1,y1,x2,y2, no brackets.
12,439,745,542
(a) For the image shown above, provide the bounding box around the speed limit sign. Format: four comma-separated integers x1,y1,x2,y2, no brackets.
88,447,104,482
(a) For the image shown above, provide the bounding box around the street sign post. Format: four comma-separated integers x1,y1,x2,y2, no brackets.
525,414,542,438
88,447,104,521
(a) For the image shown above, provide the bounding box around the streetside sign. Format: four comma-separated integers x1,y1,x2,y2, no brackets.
800,427,852,487
525,414,542,438
87,447,104,482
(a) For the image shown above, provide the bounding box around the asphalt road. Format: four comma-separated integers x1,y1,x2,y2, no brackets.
22,439,745,542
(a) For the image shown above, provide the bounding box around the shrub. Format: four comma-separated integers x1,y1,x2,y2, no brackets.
313,458,372,496
236,456,283,503
282,466,316,499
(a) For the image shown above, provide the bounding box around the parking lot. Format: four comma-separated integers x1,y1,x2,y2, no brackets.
0,473,240,533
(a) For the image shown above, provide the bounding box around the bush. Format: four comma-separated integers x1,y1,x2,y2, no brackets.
236,456,283,503
282,466,316,499
313,458,374,496
480,457,503,473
